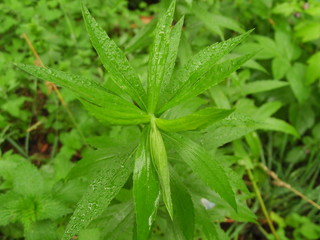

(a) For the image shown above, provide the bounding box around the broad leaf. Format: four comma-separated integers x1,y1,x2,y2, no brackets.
16,64,149,125
82,4,147,110
147,0,176,113
171,170,194,240
286,63,311,103
159,30,253,110
133,128,160,240
160,53,254,113
156,107,234,132
149,119,173,218
62,150,135,240
164,133,237,210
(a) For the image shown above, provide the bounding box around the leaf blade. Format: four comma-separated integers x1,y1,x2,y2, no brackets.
171,170,194,240
160,53,254,112
164,133,237,210
61,150,135,240
82,4,147,110
147,0,176,113
16,64,149,125
159,30,253,110
156,107,234,132
133,128,161,240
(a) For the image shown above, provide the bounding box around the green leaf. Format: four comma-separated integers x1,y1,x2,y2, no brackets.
193,2,244,35
253,101,282,121
125,18,157,53
67,146,135,181
149,118,173,219
80,99,150,125
82,4,147,110
194,201,223,240
272,57,291,80
158,16,185,109
306,52,320,84
133,128,160,240
12,162,45,196
160,53,254,113
156,107,234,132
241,80,288,95
25,220,57,240
286,63,311,103
16,64,149,125
0,192,20,226
159,30,253,110
259,118,299,137
78,229,100,240
90,201,135,240
62,150,135,240
147,0,176,113
198,113,259,149
171,170,194,240
164,133,237,211
295,21,320,42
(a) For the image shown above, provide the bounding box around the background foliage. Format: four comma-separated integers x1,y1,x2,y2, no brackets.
1,0,319,239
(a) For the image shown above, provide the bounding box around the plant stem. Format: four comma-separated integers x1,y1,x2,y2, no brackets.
247,168,279,240
260,163,320,210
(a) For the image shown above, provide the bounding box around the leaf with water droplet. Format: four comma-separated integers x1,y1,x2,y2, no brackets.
82,3,147,110
158,30,253,112
61,149,135,240
16,63,149,126
133,127,160,240
164,132,237,211
155,107,234,132
160,52,255,113
147,0,177,113
157,16,185,110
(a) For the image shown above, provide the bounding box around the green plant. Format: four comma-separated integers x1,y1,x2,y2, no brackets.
15,1,261,239
3,0,317,239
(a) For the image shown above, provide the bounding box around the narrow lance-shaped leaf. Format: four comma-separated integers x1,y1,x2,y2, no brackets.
159,53,254,113
82,4,147,110
156,107,234,132
16,64,149,125
157,16,185,109
62,151,135,240
133,127,161,240
159,30,253,108
150,117,173,218
147,0,176,113
80,99,150,125
164,132,237,211
171,169,194,240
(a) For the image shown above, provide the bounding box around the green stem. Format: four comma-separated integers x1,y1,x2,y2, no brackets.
247,169,279,240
